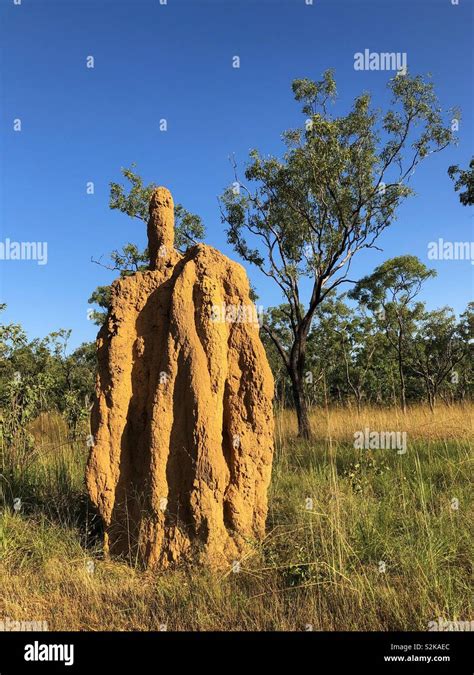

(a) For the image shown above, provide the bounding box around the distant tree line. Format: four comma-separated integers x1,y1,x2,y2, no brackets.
0,307,95,451
262,269,473,413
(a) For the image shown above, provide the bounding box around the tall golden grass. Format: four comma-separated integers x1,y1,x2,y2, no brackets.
275,403,473,445
0,404,472,631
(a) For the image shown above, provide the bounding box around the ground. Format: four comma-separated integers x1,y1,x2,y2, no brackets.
0,405,471,631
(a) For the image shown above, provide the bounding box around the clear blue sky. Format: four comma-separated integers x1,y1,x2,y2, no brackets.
1,0,472,350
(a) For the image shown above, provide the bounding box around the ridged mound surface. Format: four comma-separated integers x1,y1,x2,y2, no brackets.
86,188,274,568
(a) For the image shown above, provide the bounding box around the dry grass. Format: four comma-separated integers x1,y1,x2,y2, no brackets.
0,404,472,631
275,403,473,445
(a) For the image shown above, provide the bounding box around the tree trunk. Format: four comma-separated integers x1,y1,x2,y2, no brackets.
398,351,407,414
396,319,407,414
356,390,362,414
290,373,311,439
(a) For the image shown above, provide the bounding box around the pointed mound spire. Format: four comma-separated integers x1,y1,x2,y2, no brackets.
147,186,174,270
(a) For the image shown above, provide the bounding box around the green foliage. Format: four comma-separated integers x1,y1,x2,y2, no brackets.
265,258,472,410
87,285,113,326
348,256,437,411
448,157,474,206
221,72,453,319
0,307,95,452
410,306,473,409
348,255,436,312
109,164,205,249
89,165,206,325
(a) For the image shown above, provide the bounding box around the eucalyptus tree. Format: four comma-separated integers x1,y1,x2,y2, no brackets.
348,256,435,413
331,305,380,413
220,71,454,436
410,307,470,411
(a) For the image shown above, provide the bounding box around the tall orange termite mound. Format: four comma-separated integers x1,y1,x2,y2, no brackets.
86,187,274,568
